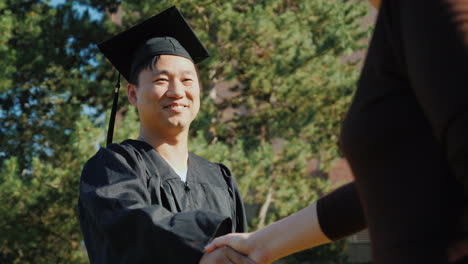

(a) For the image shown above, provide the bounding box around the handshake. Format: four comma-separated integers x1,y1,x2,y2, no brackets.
200,233,260,264
199,202,332,264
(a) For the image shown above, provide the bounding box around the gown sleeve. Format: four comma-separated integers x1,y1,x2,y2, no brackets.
78,144,232,264
219,163,248,233
316,182,366,241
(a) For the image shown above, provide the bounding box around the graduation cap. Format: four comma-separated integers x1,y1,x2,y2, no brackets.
97,6,210,146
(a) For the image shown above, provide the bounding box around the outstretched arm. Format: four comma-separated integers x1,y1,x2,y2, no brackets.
205,183,366,263
205,202,330,264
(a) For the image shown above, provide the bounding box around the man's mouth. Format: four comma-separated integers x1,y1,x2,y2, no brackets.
163,103,188,110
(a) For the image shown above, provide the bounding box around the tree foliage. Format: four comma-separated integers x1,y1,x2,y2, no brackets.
0,0,370,263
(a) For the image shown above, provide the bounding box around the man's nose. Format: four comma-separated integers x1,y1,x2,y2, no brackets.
166,80,185,98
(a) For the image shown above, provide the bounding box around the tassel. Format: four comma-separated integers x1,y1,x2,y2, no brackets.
106,72,121,147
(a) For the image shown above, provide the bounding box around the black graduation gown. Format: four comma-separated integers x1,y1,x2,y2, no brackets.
78,139,247,264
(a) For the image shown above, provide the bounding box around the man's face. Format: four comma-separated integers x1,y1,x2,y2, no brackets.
128,55,200,134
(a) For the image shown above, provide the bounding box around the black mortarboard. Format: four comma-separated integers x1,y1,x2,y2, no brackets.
97,6,210,146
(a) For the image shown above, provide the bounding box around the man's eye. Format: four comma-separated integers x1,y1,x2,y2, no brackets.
154,79,168,83
183,79,193,83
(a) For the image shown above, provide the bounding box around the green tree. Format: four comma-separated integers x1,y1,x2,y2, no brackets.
0,0,370,263
0,0,108,263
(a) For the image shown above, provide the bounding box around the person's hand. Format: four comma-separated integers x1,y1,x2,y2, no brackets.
199,246,257,264
204,233,269,264
204,233,252,255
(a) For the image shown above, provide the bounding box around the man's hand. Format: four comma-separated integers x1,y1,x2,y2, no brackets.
199,246,257,264
204,233,253,257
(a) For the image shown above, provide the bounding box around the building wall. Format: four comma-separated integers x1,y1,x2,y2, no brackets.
346,229,372,263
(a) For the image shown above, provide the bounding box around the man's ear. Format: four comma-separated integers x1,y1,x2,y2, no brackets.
127,83,138,106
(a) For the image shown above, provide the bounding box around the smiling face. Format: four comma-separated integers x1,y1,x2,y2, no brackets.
127,55,200,136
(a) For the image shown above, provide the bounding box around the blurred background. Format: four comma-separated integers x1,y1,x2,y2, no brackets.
0,0,376,263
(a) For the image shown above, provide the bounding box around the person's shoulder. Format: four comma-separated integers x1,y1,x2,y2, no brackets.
110,139,154,154
85,140,135,163
189,153,226,170
82,139,151,177
189,153,233,179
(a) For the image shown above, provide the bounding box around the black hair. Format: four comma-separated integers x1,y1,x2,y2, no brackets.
129,55,160,85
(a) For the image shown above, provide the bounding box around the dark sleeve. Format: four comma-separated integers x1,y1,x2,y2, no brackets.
219,163,248,233
233,180,248,232
397,0,468,188
78,145,232,264
316,182,366,241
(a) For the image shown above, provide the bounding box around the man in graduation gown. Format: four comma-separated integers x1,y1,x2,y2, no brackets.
78,6,252,264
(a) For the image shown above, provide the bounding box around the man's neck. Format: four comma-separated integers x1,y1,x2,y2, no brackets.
139,127,189,172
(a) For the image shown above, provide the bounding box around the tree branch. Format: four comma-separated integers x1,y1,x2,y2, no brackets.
257,186,273,229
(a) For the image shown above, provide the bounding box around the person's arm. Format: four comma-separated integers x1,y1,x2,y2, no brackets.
219,163,248,233
204,183,366,263
204,203,329,264
79,145,246,264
